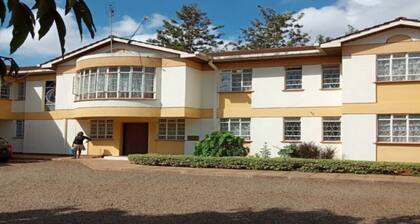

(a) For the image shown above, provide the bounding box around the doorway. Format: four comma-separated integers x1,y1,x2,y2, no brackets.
123,123,149,155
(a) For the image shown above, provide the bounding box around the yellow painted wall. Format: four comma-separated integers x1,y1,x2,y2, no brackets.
343,82,420,114
377,145,420,163
87,117,185,156
343,40,420,56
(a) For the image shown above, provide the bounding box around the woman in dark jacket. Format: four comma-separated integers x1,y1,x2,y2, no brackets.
72,131,91,159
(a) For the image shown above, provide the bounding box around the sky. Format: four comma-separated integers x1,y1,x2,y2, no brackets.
1,0,420,66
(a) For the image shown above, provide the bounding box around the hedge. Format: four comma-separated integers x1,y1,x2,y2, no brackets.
128,154,420,176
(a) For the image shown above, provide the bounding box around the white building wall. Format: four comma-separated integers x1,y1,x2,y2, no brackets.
342,114,376,161
344,27,420,45
56,73,76,110
23,120,66,154
160,66,187,107
185,67,202,108
25,81,44,112
184,118,216,155
252,66,342,108
342,55,376,103
0,120,23,153
200,71,217,109
250,117,342,158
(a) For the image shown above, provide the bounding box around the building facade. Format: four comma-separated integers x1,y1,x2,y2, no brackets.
1,18,420,162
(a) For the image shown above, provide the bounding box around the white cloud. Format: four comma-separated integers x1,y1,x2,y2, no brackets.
0,9,167,60
298,0,420,41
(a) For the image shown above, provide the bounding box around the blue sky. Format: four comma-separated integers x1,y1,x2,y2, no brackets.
0,0,419,66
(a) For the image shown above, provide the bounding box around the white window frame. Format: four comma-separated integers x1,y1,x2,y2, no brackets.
377,114,420,143
376,53,420,81
90,120,113,139
322,65,340,89
16,82,26,100
219,69,252,92
15,120,24,138
158,119,185,140
285,67,303,90
322,117,341,142
74,66,156,101
219,118,251,140
284,117,301,141
0,83,10,99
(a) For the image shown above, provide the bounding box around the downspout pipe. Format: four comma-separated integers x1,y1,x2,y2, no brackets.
207,59,219,131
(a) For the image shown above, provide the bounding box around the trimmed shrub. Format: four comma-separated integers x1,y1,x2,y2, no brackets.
194,131,249,157
294,142,320,159
128,154,420,176
279,142,336,159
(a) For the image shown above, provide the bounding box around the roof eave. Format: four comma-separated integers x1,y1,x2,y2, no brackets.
212,49,323,62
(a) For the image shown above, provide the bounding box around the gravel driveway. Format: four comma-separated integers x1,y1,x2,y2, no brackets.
1,159,420,224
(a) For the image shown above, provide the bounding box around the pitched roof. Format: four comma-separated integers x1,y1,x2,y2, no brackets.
40,36,193,68
321,17,420,48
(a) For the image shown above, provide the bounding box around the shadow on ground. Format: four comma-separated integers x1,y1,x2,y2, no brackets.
0,207,365,224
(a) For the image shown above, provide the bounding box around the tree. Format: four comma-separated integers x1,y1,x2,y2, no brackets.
231,6,310,50
345,24,359,35
147,4,223,53
315,34,333,44
0,0,96,80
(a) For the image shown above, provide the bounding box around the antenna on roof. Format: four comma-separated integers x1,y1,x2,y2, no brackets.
128,16,150,44
108,3,115,53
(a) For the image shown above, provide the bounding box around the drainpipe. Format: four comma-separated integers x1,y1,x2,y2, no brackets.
63,118,68,154
208,59,219,131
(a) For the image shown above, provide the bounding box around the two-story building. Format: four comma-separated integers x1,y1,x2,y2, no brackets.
1,17,420,162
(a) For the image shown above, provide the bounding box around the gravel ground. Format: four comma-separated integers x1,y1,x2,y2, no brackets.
1,160,420,224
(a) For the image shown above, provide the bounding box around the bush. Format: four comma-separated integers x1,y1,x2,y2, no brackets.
128,154,420,176
194,131,249,157
277,144,297,158
294,142,320,159
255,142,271,158
279,142,336,159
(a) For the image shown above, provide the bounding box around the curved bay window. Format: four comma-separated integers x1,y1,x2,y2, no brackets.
74,66,156,101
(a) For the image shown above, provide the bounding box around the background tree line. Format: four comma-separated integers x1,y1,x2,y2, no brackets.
1,1,359,79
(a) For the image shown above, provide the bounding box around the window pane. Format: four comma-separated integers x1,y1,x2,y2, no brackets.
392,118,407,142
322,65,340,89
377,59,390,81
97,68,106,98
231,73,242,91
220,71,232,91
89,69,97,99
391,56,406,81
286,68,302,89
409,119,420,142
323,117,341,141
242,72,252,91
284,117,301,140
408,56,420,80
107,68,118,98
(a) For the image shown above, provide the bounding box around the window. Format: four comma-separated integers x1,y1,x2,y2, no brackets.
44,81,56,111
322,65,340,89
90,120,113,139
285,67,302,89
323,117,341,141
0,83,10,99
378,115,420,142
15,120,24,138
158,119,185,140
377,53,420,81
17,82,26,100
284,117,301,141
219,69,252,92
74,66,156,101
220,118,251,140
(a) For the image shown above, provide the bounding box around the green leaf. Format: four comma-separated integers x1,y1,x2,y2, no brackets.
71,0,95,39
0,58,6,77
9,2,35,54
0,0,5,25
38,11,54,39
65,0,76,14
8,58,19,76
53,11,66,55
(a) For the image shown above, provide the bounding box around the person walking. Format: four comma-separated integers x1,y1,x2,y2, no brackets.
72,131,91,159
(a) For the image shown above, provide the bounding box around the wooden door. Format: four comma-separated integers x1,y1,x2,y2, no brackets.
123,123,149,155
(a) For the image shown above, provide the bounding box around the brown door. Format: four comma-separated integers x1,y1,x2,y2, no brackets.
123,123,149,155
